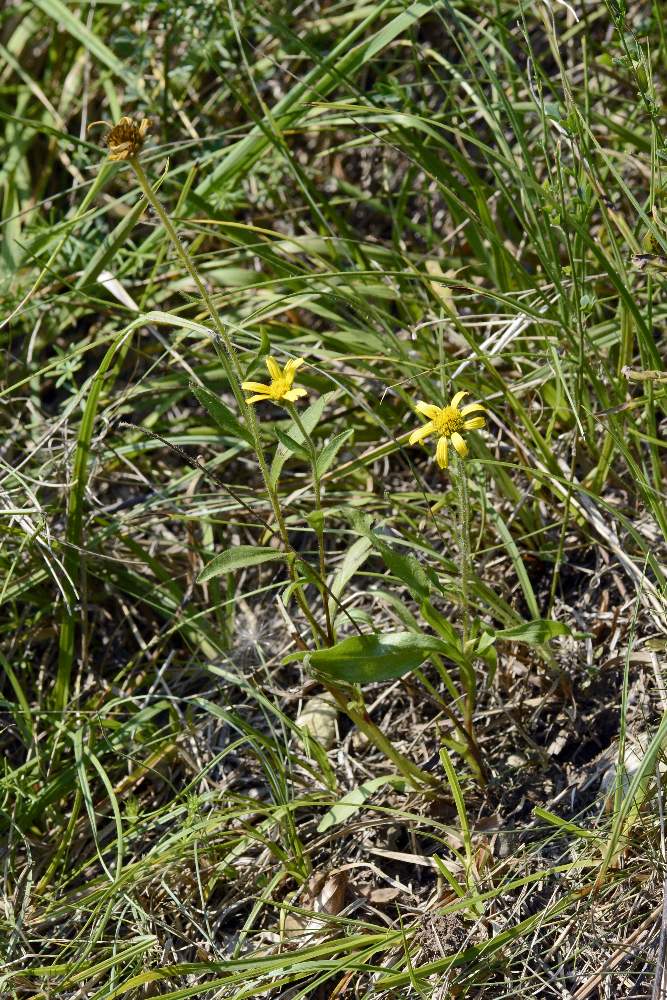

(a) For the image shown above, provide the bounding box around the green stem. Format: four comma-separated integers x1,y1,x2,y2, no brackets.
455,453,471,645
129,158,242,381
129,156,322,643
327,684,439,790
454,453,475,737
287,404,334,645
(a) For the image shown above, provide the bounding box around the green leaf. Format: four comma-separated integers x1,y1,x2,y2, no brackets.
191,383,253,446
420,600,476,696
274,427,309,460
198,546,285,582
33,0,131,79
371,535,434,602
269,392,333,488
476,630,497,655
348,510,374,536
307,631,452,684
493,619,573,644
352,516,436,603
420,601,464,660
306,509,325,534
328,535,372,621
317,775,405,832
533,807,601,840
316,429,353,476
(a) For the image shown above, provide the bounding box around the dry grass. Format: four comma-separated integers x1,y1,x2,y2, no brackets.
1,0,667,997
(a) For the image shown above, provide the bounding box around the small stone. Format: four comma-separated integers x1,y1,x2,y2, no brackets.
296,694,338,750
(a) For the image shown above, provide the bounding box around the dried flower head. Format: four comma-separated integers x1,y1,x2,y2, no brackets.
90,116,152,161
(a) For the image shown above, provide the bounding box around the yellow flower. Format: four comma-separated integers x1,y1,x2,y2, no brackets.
409,390,486,469
242,356,308,405
90,116,152,161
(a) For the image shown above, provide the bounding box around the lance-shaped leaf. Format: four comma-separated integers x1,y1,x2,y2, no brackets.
199,546,286,582
304,631,451,684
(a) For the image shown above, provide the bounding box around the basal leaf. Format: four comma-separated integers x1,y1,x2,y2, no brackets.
494,619,573,644
308,631,451,684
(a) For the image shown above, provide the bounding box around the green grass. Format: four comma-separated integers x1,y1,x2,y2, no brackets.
1,0,667,996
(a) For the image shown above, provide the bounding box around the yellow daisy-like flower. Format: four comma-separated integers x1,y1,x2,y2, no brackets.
242,356,308,405
90,116,152,161
409,390,486,469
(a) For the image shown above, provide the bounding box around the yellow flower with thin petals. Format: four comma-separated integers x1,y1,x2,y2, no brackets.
409,390,486,469
242,356,308,406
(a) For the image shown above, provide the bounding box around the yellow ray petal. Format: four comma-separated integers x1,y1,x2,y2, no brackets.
450,390,468,409
242,381,271,393
451,431,468,458
284,357,305,376
436,436,449,469
409,421,434,445
265,356,282,380
463,416,485,430
284,387,308,401
460,402,486,417
416,401,440,419
245,394,270,404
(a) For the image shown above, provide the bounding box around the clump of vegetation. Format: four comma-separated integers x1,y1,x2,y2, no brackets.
1,1,666,997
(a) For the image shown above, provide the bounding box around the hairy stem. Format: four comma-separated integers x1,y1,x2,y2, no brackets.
287,404,334,645
327,684,440,790
455,452,471,646
129,156,323,641
454,453,475,739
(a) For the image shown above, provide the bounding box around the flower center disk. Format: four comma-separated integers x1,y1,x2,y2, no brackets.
432,406,464,437
269,377,291,399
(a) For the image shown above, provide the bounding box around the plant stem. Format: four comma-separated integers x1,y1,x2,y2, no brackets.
326,684,440,790
129,156,322,642
287,404,334,645
129,158,242,380
454,452,476,739
127,157,436,788
454,452,471,647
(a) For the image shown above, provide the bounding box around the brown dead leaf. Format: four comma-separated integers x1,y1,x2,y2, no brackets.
366,886,401,904
307,869,348,915
283,870,349,943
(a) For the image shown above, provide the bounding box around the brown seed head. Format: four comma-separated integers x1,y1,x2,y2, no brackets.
105,116,152,161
